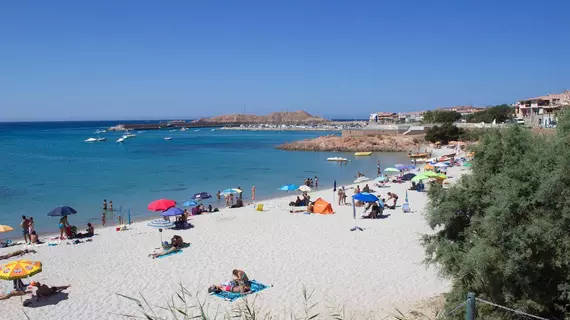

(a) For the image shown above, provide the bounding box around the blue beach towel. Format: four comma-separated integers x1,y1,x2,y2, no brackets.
212,280,270,301
156,249,183,259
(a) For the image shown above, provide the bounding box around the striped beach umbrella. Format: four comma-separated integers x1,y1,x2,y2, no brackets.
148,219,175,244
0,260,42,280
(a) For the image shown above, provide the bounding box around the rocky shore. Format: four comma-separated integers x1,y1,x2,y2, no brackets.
277,134,425,152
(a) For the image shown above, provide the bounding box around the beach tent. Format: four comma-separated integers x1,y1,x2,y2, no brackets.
312,198,334,215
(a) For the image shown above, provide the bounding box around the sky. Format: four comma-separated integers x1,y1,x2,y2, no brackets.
1,0,569,121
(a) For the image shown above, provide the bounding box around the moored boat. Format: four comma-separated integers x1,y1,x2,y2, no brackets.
85,137,97,142
164,137,172,140
327,157,348,162
354,152,372,156
408,153,429,159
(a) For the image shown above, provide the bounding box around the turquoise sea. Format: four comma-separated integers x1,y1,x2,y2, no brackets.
0,121,408,236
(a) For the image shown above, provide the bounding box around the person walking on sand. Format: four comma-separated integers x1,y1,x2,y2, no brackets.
101,212,106,226
20,216,31,244
103,199,107,211
314,176,318,188
251,186,256,201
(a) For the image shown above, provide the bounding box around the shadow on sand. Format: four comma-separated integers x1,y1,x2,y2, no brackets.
22,292,69,308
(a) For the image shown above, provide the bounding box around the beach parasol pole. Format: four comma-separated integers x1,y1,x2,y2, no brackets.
333,180,336,205
128,209,131,225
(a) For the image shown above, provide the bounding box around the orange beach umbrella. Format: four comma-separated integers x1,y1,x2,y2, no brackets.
0,260,42,280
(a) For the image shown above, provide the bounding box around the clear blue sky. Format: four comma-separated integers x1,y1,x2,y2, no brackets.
1,0,569,121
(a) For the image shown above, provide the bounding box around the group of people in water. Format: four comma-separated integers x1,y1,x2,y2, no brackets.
303,176,318,188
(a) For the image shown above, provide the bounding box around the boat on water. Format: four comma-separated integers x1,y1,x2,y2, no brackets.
124,133,136,138
354,152,372,156
164,137,172,140
194,129,200,132
412,158,429,163
85,137,98,143
95,129,107,134
408,153,429,159
327,157,348,162
180,128,188,131
116,137,125,143
96,137,107,142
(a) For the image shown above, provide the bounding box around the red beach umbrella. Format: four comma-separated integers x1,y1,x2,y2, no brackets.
148,199,176,211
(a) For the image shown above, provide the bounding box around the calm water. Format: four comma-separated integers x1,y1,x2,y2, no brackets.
0,121,408,236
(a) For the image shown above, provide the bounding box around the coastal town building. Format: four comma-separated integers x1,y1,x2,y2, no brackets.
436,106,486,117
513,90,570,127
369,112,398,123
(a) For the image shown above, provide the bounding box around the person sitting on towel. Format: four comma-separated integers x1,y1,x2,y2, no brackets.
212,269,251,293
231,198,244,208
30,281,70,299
76,223,94,238
149,235,184,258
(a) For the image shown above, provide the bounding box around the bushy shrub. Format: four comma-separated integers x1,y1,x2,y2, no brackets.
424,124,464,144
423,110,462,124
423,111,570,319
466,104,512,123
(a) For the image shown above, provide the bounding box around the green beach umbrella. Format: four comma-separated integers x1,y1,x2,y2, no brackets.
423,171,439,177
411,175,430,183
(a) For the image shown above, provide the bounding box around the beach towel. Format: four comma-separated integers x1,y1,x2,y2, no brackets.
156,249,183,259
211,280,269,301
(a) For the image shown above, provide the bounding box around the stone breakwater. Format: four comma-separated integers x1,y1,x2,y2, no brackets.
276,134,425,152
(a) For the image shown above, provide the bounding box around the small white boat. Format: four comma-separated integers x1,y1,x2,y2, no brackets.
164,137,172,140
97,137,107,142
327,157,348,162
194,129,200,132
180,128,188,131
170,129,177,132
211,129,215,131
116,137,125,143
124,133,136,138
85,137,98,142
95,129,107,134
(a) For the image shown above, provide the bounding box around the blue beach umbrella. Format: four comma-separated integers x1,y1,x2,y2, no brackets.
394,164,407,170
183,200,199,207
352,192,379,203
47,206,77,217
148,219,176,244
191,192,212,200
221,188,241,195
161,207,184,217
279,184,300,191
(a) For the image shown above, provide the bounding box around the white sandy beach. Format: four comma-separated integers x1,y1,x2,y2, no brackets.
1,162,465,319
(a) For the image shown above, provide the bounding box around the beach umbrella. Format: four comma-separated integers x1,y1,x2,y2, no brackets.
221,188,241,195
0,260,42,280
148,199,176,211
411,175,430,183
352,192,379,203
394,164,407,170
423,171,441,178
47,206,77,217
147,219,176,244
401,173,416,181
373,175,387,183
463,163,472,167
279,184,300,191
424,164,434,170
354,176,370,183
298,185,312,192
183,200,199,207
161,207,184,217
191,192,212,200
384,168,400,173
434,162,449,168
0,225,14,233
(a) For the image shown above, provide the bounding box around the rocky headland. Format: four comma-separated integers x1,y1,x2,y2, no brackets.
194,110,327,124
277,134,425,152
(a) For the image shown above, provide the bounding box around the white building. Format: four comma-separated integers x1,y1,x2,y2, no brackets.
513,91,570,127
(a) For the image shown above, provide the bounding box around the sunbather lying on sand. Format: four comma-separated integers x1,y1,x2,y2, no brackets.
0,289,30,300
149,235,187,259
0,249,37,261
209,269,251,293
30,282,70,300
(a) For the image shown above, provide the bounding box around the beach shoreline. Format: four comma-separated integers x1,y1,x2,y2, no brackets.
1,147,467,319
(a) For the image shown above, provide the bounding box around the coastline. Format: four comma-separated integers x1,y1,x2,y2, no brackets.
1,148,465,319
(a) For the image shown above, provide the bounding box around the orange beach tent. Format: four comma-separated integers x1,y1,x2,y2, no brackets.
313,198,334,214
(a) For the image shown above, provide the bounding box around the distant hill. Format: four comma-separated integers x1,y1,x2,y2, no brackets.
195,110,328,124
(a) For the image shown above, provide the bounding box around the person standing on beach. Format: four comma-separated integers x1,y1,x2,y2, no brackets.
109,200,113,211
101,212,106,226
20,216,31,244
251,186,255,201
314,176,319,188
377,161,381,176
217,191,221,201
229,193,235,206
103,199,107,211
225,193,230,207
28,217,35,235
237,187,243,199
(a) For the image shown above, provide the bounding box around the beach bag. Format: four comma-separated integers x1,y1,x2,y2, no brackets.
402,202,410,213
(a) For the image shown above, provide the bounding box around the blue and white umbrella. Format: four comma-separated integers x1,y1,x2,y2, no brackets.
221,188,241,195
279,184,300,191
148,219,175,244
183,200,199,207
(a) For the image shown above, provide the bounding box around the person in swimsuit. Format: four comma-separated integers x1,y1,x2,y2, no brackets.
59,216,70,240
30,281,70,299
109,200,113,211
213,269,251,293
30,231,43,244
21,216,31,244
149,235,184,258
101,212,106,226
103,199,107,210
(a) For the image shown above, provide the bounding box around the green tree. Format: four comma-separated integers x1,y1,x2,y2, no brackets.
467,104,513,123
423,110,462,124
423,110,570,319
424,123,464,144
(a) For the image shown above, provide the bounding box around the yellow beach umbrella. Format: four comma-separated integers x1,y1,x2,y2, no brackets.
0,225,14,233
0,260,42,280
424,164,434,170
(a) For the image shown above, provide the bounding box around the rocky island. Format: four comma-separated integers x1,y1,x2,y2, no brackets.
277,134,425,152
194,110,328,124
